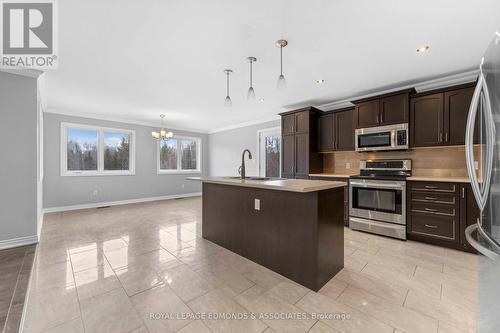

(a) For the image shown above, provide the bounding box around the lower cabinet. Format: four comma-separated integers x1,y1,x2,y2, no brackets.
407,181,479,252
309,176,349,226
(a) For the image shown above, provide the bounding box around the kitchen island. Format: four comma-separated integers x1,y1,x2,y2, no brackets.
191,177,345,291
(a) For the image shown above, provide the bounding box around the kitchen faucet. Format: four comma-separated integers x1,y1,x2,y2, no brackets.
240,149,252,179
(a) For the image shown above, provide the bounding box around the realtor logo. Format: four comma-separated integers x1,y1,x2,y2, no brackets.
1,0,58,69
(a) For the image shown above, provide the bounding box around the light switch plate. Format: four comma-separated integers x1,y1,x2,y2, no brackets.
346,162,351,169
254,199,260,211
474,161,479,170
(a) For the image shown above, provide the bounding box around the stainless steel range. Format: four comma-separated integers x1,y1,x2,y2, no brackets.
349,159,411,240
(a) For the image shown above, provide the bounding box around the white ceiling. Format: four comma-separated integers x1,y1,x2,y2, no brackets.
44,0,500,133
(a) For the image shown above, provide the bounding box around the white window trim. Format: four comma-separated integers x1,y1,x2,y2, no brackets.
61,122,136,177
157,135,202,175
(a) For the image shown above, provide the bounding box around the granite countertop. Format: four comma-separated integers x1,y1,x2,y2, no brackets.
187,177,347,193
407,176,471,183
308,173,357,178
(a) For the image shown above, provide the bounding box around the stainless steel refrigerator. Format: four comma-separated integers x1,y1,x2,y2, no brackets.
464,30,500,332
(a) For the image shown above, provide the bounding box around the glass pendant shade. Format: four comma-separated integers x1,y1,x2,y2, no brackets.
151,114,174,140
247,87,256,100
151,131,160,139
277,74,286,90
224,95,232,107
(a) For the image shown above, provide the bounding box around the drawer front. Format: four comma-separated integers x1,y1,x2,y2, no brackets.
411,192,457,205
409,213,457,240
410,202,457,217
410,182,457,193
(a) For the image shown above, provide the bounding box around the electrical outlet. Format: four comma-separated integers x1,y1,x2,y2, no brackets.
254,199,260,211
93,190,98,196
346,162,351,169
474,161,479,170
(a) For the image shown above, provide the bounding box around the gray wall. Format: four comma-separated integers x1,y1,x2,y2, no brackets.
208,120,280,177
0,72,39,242
43,113,208,209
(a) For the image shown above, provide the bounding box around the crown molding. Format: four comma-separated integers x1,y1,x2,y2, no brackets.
45,108,210,134
208,116,280,134
0,68,44,79
317,68,479,111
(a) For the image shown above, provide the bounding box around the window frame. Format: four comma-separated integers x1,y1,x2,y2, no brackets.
61,122,136,177
157,135,202,175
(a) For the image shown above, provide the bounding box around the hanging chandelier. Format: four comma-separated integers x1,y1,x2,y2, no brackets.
247,57,257,100
224,69,233,107
151,114,173,140
276,39,288,90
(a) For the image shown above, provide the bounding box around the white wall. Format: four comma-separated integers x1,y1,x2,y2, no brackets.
43,113,208,209
208,120,280,177
0,71,40,246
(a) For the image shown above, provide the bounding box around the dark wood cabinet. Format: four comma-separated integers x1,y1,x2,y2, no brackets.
318,108,354,152
353,90,412,129
280,107,322,179
354,100,379,128
411,83,477,147
407,181,480,252
444,87,478,145
318,114,334,152
335,109,355,151
411,93,444,147
460,184,480,253
281,135,295,178
380,93,409,125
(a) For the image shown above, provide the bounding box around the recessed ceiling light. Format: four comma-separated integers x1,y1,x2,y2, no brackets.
259,98,265,102
316,79,325,84
416,45,430,53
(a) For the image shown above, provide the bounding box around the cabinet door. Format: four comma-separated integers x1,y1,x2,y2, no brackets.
335,109,354,151
354,100,379,128
318,114,334,152
444,87,475,145
282,114,295,135
380,94,409,125
461,184,480,252
295,111,310,133
294,133,309,178
410,93,444,147
281,135,295,178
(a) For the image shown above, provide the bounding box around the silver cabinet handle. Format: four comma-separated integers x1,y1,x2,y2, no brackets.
445,132,449,142
465,223,499,260
425,185,438,189
424,196,437,200
424,224,438,229
439,133,443,143
462,187,465,199
424,208,438,212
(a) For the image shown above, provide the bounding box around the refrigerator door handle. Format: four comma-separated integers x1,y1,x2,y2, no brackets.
465,69,495,211
465,222,500,260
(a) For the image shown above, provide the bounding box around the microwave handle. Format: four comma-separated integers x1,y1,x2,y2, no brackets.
391,129,396,147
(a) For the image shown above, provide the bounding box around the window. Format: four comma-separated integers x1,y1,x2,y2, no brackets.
61,123,135,176
158,137,201,173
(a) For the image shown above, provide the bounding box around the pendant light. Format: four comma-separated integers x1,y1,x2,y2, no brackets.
246,57,257,100
151,114,173,140
224,69,233,107
276,39,288,90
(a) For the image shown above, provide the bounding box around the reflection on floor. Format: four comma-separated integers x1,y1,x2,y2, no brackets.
23,197,477,333
0,244,35,333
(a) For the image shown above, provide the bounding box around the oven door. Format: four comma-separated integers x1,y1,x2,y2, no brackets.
350,179,406,225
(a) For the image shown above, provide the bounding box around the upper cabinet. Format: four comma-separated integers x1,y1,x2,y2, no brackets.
280,107,322,179
353,90,412,129
411,84,476,147
318,108,354,152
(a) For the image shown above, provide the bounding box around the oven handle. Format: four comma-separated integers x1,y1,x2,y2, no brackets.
350,182,405,190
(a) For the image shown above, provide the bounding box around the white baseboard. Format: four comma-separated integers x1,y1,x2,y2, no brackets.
43,192,202,213
0,235,38,250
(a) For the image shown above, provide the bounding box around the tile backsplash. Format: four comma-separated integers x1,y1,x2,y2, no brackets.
322,145,479,177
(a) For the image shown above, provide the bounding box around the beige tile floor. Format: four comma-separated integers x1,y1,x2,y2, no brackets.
23,197,478,333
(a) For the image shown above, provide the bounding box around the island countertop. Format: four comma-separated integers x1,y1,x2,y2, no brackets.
188,177,346,193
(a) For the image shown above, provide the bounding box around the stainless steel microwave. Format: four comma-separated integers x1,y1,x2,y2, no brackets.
355,123,409,152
